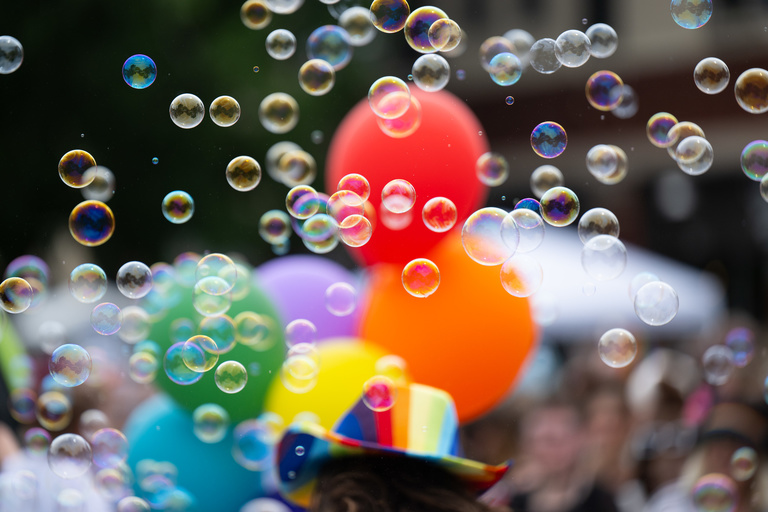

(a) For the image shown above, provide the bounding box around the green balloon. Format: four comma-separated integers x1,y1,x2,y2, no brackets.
148,280,285,423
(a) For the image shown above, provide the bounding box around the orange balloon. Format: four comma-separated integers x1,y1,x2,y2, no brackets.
359,230,538,423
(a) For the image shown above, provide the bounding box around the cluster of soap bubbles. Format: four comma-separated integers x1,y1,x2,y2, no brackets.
645,113,714,176
169,94,242,129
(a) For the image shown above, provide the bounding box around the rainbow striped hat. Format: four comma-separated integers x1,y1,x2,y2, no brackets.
275,383,510,507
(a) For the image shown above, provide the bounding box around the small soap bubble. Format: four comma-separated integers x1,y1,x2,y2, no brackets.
339,214,373,247
49,344,91,387
581,235,627,281
306,25,353,71
311,130,324,144
122,54,156,89
253,65,260,72
240,0,272,30
232,420,274,470
735,68,768,114
48,434,92,479
586,23,618,58
670,0,713,29
476,152,509,186
259,210,292,245
259,92,299,134
647,112,679,148
193,404,230,443
278,149,317,187
118,305,151,344
529,38,561,74
91,428,128,469
555,30,591,68
266,29,297,60
163,342,204,386
325,282,356,316
370,0,410,33
540,186,579,227
730,447,757,481
369,77,410,119
161,191,194,224
401,258,440,298
169,94,205,129
456,69,465,80
0,277,33,314
81,166,116,202
479,36,514,72
586,144,628,184
489,52,522,86
428,18,461,51
226,156,262,191
0,35,24,74
116,261,153,299
37,391,73,431
500,254,543,297
598,328,637,368
379,204,412,231
25,427,51,455
586,70,623,111
666,122,706,158
281,348,320,393
505,96,515,105
196,253,237,296
299,59,336,96
234,312,276,350
209,96,241,127
724,328,754,368
578,208,620,244
382,179,416,213
422,197,457,232
362,376,397,411
182,335,219,372
703,345,736,386
411,54,450,92
462,207,513,265
285,319,317,347
152,157,159,164
676,136,713,176
530,165,564,198
502,29,535,67
340,6,377,46
170,318,195,344
286,185,321,219
404,6,448,53
377,93,422,138
10,388,37,424
199,315,237,354
634,281,679,326
531,122,567,159
505,209,545,253
69,200,115,247
327,190,364,223
694,58,729,94
740,140,768,181
692,473,737,512
59,150,97,188
128,352,158,384
267,0,303,14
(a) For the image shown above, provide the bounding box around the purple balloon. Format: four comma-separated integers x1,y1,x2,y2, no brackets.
255,256,362,342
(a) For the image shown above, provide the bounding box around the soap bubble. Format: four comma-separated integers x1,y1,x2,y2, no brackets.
675,136,713,176
266,29,297,60
215,361,248,393
634,281,679,326
281,344,320,393
285,319,317,347
647,112,679,148
462,207,513,265
382,179,416,213
694,57,729,94
666,121,706,158
67,264,106,304
122,54,156,89
612,85,639,119
586,23,618,58
37,391,73,431
581,235,627,281
476,152,509,186
49,344,91,387
232,420,274,470
163,342,204,386
369,0,410,33
422,197,457,232
505,209,545,253
428,18,461,51
48,434,92,479
479,36,514,72
240,0,272,30
502,29,535,68
339,215,373,247
670,0,713,29
362,376,397,411
169,94,205,129
555,30,591,67
598,328,637,368
209,96,241,127
530,165,564,198
540,186,579,227
338,173,370,201
529,38,561,74
91,428,128,469
325,282,356,316
81,166,116,202
702,345,735,386
411,54,450,92
368,76,410,119
578,208,620,243
692,473,737,512
259,210,292,245
489,52,522,86
10,388,37,423
117,497,151,512
339,6,376,46
506,96,515,105
193,404,230,443
162,190,195,224
306,25,352,70
266,0,303,14
724,328,754,368
401,258,440,298
377,93,422,138
199,315,237,354
278,149,317,186
0,35,24,74
286,185,321,219
740,140,768,181
259,92,299,134
116,261,153,299
404,6,447,53
734,68,768,114
226,156,262,191
118,306,151,343
586,144,628,185
59,150,97,188
298,59,335,96
586,70,623,111
0,277,33,314
128,352,158,384
730,447,757,481
531,121,567,159
196,253,237,296
264,142,300,185
182,335,219,372
500,254,543,298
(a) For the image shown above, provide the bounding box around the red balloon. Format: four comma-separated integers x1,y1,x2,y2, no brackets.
326,88,489,266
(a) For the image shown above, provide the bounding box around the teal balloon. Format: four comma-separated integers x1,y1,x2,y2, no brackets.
149,281,285,422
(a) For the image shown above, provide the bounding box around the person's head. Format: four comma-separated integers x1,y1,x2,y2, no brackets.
520,401,584,476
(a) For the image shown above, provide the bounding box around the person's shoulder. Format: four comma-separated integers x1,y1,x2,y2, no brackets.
577,483,619,512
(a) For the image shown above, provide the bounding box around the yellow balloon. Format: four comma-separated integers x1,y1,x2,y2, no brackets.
263,338,409,430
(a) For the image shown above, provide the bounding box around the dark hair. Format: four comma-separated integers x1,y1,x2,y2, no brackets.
311,455,498,512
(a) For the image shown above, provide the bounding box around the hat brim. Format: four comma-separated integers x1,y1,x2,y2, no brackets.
275,422,511,508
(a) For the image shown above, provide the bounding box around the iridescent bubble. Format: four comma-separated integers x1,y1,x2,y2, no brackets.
196,253,237,296
598,328,637,368
267,0,303,14
339,214,373,247
428,18,461,51
647,112,679,148
59,150,97,188
0,35,24,74
476,152,509,186
48,434,92,479
730,447,757,481
266,141,302,183
325,282,356,316
49,344,91,387
281,345,320,393
529,38,561,74
25,427,51,455
362,376,397,411
581,235,627,281
182,335,219,372
586,23,618,58
192,404,230,445
259,92,299,134
327,190,365,224
462,207,514,265
285,318,317,347
286,185,321,219
0,277,34,313
377,93,422,138
232,420,274,470
119,305,151,343
215,361,248,394
340,6,376,46
382,179,416,213
724,328,754,368
531,121,567,159
734,68,768,114
634,281,679,326
578,208,620,243
740,140,768,181
540,186,579,227
530,165,564,198
259,210,292,244
338,173,370,201
703,345,736,386
240,0,272,30
505,209,545,253
226,156,261,192
411,54,450,92
670,0,713,29
298,59,335,96
422,197,457,232
370,0,410,33
170,318,195,344
676,136,713,176
586,144,628,185
404,6,447,53
161,190,194,224
502,29,535,68
368,76,410,119
234,312,276,350
266,29,297,60
81,166,116,202
169,93,205,129
555,30,591,67
10,388,37,424
122,54,157,89
134,339,162,359
694,57,729,94
666,122,706,160
209,95,241,127
505,96,515,105
116,261,153,299
163,342,204,386
692,473,737,512
500,254,543,298
117,496,151,512
401,258,440,298
128,352,158,384
94,467,131,502
199,315,237,354
479,36,514,72
152,157,159,164
489,52,522,86
306,25,352,70
611,85,639,119
37,391,72,431
68,200,115,247
91,428,128,469
78,409,110,443
586,70,623,111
